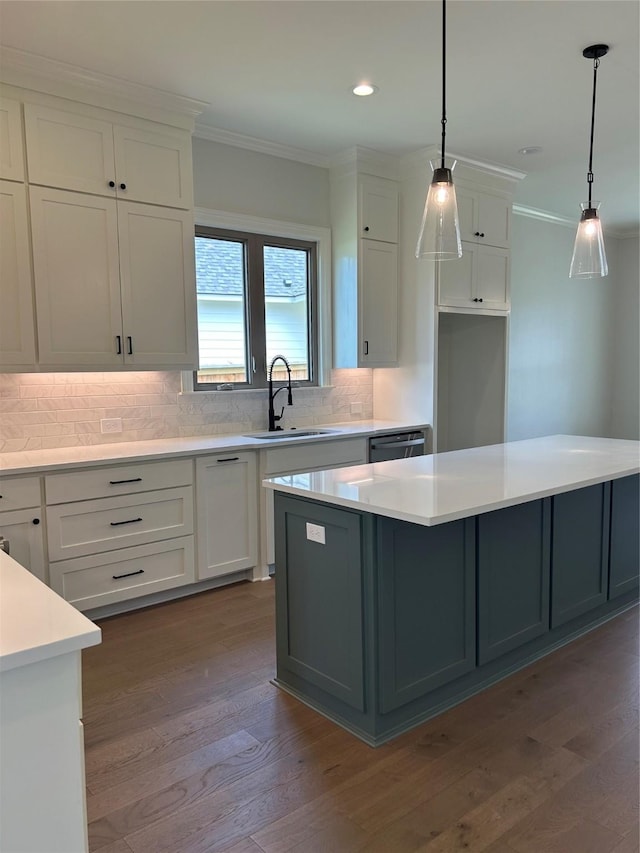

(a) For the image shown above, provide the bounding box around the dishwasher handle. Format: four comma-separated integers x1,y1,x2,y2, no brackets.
369,438,425,450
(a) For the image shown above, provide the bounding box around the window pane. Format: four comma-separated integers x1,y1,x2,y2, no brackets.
264,245,310,381
195,236,248,385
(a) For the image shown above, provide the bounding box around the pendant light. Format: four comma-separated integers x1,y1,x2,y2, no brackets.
569,44,609,278
415,0,462,260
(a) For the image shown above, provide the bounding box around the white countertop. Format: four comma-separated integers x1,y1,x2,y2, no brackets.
0,550,101,672
263,435,640,526
0,420,428,476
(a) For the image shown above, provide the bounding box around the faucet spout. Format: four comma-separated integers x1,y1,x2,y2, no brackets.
268,355,293,431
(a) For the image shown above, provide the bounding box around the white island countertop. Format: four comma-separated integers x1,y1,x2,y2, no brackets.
263,435,640,527
0,550,101,672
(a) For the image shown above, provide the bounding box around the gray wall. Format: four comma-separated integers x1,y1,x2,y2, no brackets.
609,235,640,439
192,137,330,227
507,216,638,441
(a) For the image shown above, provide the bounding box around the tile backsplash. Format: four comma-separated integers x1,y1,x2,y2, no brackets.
0,370,373,452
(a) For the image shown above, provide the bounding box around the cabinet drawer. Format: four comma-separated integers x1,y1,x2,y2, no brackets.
49,536,195,611
0,476,42,511
46,486,194,561
45,458,193,504
264,438,367,476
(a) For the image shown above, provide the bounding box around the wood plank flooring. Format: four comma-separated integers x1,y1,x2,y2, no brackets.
82,581,639,853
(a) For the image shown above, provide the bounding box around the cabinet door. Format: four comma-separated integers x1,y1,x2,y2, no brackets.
0,97,25,181
360,239,397,366
358,175,398,242
476,245,510,310
551,483,609,628
117,202,197,367
378,516,476,713
609,475,640,599
457,188,511,248
275,494,365,711
437,246,474,309
24,104,116,197
478,499,550,664
0,181,36,367
196,453,258,580
30,186,124,366
0,508,46,583
113,124,193,209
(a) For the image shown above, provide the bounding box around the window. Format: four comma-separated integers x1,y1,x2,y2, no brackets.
194,226,318,389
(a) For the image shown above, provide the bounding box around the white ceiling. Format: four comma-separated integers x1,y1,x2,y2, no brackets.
0,1,638,231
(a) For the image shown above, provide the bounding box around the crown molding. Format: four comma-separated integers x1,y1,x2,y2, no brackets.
513,203,635,239
194,123,330,169
399,145,526,184
328,145,399,180
0,46,208,127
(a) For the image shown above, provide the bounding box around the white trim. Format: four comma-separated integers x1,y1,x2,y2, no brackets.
194,123,329,169
513,203,634,239
189,207,332,388
0,46,207,127
400,145,526,183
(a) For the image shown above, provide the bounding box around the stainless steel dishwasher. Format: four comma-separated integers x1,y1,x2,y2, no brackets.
368,429,429,462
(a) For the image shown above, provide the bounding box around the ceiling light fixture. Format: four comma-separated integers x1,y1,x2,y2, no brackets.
416,0,461,260
569,44,609,279
352,83,378,97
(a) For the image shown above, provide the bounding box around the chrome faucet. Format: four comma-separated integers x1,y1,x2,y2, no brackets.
268,354,293,431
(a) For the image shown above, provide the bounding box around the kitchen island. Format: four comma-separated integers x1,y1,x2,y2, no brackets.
0,549,101,852
264,435,639,745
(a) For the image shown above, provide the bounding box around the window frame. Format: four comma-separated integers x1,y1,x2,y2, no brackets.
188,208,332,395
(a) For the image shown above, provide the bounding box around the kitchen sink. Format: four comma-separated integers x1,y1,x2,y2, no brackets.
245,429,339,440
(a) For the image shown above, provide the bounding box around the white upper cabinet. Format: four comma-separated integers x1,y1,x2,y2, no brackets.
457,188,511,249
30,187,198,368
438,243,510,313
30,186,124,366
117,202,197,366
24,103,193,209
332,167,399,368
358,175,398,243
0,181,36,366
0,97,25,181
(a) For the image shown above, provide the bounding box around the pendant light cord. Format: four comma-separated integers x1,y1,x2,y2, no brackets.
587,56,600,207
440,0,447,169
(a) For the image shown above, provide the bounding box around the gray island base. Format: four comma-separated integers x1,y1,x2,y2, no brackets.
269,437,639,746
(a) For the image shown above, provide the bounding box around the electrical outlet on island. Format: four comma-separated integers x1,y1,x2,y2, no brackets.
100,418,122,434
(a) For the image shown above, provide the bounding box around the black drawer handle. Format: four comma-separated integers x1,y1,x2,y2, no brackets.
112,568,144,580
110,517,142,527
217,457,239,463
109,477,142,485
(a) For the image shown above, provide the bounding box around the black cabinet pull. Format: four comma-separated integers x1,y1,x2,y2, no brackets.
478,297,484,303
32,518,40,525
110,517,142,527
364,340,369,356
363,226,370,232
127,336,133,355
112,568,144,580
480,232,485,238
472,298,478,302
217,457,239,463
108,180,116,188
116,335,122,354
109,477,142,485
119,182,127,190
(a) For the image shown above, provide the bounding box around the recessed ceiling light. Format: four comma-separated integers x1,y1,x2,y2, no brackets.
518,146,543,155
352,83,378,97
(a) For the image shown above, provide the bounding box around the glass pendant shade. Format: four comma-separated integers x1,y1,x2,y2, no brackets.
569,201,608,278
415,161,462,260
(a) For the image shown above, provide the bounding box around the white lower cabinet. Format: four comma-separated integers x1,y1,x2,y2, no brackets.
196,452,258,580
45,460,195,611
0,475,45,582
0,507,46,583
49,536,195,611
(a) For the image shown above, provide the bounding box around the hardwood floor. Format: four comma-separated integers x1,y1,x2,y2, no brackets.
82,581,639,853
